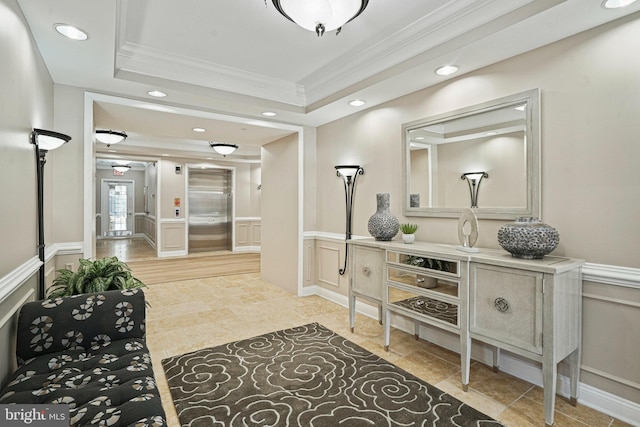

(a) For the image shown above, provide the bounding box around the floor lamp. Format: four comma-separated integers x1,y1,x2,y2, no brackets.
32,128,71,299
335,165,364,275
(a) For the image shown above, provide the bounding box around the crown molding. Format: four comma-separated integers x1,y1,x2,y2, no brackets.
115,42,306,106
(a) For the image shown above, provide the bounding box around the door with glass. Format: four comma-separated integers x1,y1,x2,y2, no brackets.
101,180,135,237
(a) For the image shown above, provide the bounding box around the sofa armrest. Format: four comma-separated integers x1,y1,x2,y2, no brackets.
15,289,147,365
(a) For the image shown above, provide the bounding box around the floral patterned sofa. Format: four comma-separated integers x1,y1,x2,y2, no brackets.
0,289,167,426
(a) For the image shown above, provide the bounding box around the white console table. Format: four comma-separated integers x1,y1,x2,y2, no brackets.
348,238,584,427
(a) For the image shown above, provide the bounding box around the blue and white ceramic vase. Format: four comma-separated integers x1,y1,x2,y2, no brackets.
368,193,399,241
497,217,559,259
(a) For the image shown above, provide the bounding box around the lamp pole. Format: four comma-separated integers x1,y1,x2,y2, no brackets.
335,165,364,275
31,129,71,299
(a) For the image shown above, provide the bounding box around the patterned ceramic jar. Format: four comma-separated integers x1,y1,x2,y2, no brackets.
368,193,399,241
497,217,559,259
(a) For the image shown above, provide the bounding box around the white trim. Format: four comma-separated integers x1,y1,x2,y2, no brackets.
157,250,188,258
0,257,41,305
233,246,260,253
582,262,640,289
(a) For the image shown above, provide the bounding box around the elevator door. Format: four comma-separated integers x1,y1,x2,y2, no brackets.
188,169,232,252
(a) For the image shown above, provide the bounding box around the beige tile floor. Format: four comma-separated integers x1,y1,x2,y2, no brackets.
143,273,632,427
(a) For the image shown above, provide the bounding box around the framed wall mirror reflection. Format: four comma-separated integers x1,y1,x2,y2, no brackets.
403,89,540,219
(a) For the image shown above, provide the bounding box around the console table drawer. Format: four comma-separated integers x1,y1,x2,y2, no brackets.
470,264,543,354
352,245,384,300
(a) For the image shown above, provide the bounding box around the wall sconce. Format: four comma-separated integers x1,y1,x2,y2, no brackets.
461,172,488,208
32,128,72,299
210,142,238,157
95,129,127,147
335,165,364,275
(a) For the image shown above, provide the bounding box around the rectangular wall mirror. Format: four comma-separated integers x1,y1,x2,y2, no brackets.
403,89,540,219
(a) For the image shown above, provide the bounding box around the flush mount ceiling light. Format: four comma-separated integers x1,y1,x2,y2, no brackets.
602,0,637,8
112,164,131,173
435,65,459,76
210,142,238,157
349,99,366,107
271,0,369,36
54,24,88,41
95,130,127,147
147,90,167,97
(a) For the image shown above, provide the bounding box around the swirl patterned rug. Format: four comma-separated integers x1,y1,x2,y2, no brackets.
161,323,502,426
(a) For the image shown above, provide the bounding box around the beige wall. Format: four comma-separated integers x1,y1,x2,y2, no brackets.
261,133,299,294
0,0,54,278
0,0,55,387
316,14,640,269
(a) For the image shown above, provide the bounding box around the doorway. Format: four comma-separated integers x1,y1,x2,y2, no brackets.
100,180,134,238
188,168,233,253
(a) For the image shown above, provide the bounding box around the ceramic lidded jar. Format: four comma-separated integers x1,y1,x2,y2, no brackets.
497,217,559,259
368,193,399,241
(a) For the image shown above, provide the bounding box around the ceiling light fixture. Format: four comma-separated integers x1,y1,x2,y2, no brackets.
262,111,277,117
435,65,459,76
602,0,637,8
271,0,369,36
95,130,127,147
147,90,167,97
54,24,88,41
210,142,238,157
349,99,366,107
112,164,131,173
192,127,206,132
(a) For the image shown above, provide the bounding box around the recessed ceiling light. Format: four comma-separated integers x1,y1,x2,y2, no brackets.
192,127,206,133
161,154,170,157
147,90,167,98
415,137,425,140
54,24,88,41
262,111,277,117
349,99,366,107
486,131,498,136
602,0,637,8
435,65,459,76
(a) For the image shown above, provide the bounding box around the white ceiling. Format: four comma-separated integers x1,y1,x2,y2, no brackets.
16,0,640,161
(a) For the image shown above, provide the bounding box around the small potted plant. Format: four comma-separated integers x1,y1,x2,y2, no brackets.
48,256,146,299
400,223,419,244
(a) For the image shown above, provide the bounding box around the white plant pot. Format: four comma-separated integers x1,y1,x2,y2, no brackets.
402,234,415,244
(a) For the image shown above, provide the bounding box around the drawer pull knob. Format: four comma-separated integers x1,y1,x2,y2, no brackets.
494,297,509,313
362,267,370,276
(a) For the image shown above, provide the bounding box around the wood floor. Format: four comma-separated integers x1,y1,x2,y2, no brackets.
95,237,260,285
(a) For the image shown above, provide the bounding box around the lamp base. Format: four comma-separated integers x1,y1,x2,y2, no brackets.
456,245,480,253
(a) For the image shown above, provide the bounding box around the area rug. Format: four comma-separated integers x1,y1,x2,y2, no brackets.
162,323,502,426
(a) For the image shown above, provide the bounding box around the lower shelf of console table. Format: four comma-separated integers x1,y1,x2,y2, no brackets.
348,239,584,427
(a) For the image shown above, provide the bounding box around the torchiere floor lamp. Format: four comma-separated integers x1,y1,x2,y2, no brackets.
32,128,71,299
335,165,364,275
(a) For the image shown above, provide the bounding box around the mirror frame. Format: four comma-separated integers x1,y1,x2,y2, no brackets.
402,88,540,220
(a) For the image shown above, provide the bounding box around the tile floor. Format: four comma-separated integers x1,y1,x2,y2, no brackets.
143,273,632,427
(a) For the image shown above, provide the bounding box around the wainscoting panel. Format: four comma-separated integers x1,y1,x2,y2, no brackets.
581,280,640,404
0,276,36,389
160,221,185,253
317,244,340,288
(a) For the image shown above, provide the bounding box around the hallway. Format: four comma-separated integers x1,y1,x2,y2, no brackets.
95,237,157,262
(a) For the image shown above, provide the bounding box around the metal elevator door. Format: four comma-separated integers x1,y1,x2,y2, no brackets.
188,169,232,252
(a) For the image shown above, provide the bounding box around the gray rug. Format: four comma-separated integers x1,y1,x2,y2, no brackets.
162,323,502,426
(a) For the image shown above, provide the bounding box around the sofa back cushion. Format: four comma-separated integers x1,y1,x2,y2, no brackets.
16,289,146,365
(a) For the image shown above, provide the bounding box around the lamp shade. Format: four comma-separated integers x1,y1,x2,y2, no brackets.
462,172,488,182
273,0,368,36
32,128,71,151
335,165,362,178
210,142,238,157
95,130,127,145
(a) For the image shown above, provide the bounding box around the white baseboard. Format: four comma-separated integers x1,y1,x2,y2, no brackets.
304,284,640,426
158,250,188,258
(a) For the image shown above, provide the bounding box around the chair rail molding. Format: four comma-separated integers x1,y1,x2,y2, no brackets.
582,262,640,289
